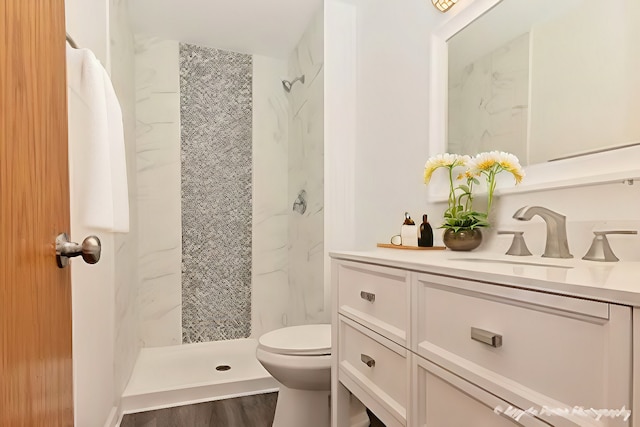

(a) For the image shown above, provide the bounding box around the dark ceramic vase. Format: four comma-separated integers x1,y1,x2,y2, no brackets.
442,228,483,251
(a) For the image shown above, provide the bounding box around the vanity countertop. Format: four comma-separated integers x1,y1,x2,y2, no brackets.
330,249,640,307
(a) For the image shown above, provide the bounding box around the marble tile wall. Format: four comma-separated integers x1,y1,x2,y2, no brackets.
180,44,253,343
448,33,529,163
135,36,183,347
134,39,294,344
110,0,140,410
120,392,277,427
250,55,290,338
134,17,324,343
286,9,327,326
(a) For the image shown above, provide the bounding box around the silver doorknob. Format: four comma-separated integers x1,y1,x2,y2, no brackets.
56,233,101,268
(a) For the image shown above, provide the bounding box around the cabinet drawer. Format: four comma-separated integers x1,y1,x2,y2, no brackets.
416,355,550,427
337,261,409,345
416,273,632,415
338,316,407,426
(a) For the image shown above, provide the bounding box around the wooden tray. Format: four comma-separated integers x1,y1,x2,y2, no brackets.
377,243,446,250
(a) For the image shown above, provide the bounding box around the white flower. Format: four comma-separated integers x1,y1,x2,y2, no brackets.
422,151,525,229
424,153,471,183
467,151,524,184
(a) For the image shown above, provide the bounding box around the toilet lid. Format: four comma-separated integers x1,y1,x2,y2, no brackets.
258,324,331,356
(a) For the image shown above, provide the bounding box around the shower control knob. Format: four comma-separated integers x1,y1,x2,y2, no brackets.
56,232,101,268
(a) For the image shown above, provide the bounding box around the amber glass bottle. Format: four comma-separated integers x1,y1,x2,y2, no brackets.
419,214,434,247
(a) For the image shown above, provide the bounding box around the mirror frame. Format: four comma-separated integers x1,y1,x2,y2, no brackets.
427,0,640,202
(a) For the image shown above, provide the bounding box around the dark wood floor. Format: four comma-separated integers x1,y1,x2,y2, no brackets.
120,392,386,427
367,408,386,427
120,393,278,427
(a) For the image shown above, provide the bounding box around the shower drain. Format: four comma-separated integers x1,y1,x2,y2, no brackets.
215,365,231,372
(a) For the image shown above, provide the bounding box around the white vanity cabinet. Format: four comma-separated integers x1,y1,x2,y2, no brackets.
333,261,411,427
414,273,632,427
331,257,635,427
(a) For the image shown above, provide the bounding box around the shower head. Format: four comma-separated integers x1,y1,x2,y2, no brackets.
282,75,305,92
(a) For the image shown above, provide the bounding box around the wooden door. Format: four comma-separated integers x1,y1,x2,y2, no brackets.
0,0,74,426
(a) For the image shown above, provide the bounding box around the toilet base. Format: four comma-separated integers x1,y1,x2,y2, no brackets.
273,385,329,427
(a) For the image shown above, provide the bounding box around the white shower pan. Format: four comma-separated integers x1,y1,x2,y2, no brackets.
121,338,278,415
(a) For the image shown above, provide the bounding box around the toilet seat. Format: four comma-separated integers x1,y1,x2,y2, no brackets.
258,324,331,356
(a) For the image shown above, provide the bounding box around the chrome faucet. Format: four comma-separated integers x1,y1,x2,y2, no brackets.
512,206,573,258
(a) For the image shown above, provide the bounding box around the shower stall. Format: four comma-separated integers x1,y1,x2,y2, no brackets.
122,8,326,414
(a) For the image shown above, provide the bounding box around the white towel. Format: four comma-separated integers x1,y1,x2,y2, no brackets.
66,44,130,233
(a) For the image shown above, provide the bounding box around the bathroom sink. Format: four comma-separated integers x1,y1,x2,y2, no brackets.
450,258,573,269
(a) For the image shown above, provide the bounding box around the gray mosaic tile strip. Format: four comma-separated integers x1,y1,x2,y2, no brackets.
180,43,253,343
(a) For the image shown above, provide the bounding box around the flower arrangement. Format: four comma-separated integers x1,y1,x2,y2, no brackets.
424,151,524,232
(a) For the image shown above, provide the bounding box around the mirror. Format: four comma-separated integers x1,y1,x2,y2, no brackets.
428,0,640,199
447,0,640,166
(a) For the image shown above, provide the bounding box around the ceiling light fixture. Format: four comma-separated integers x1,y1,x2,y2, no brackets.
432,0,458,12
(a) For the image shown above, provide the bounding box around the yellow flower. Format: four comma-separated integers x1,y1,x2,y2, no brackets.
467,151,497,173
424,153,470,183
457,169,478,181
496,151,525,184
498,152,525,183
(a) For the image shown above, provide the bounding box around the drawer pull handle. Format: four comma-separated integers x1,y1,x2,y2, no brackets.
360,354,375,368
360,291,375,303
471,327,502,348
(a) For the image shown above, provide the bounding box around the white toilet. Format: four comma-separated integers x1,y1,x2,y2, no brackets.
256,324,331,427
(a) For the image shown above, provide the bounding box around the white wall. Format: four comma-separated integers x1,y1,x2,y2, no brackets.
324,0,640,262
469,182,640,262
529,0,640,163
66,1,115,425
65,0,140,425
128,0,322,59
65,0,109,68
324,0,358,317
349,0,437,248
430,1,640,260
67,160,115,427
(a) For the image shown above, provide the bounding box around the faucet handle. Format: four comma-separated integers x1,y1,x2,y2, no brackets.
582,230,638,262
498,231,532,256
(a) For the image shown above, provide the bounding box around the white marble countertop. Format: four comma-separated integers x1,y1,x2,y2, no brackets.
330,248,640,307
